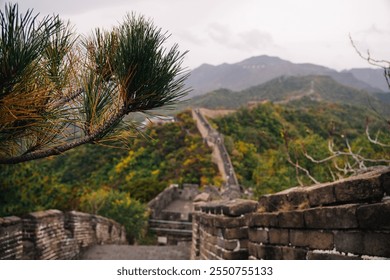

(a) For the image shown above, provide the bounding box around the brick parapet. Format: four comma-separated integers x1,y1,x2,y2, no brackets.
0,210,127,260
192,167,390,260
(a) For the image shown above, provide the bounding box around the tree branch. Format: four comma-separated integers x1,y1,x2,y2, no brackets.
0,105,127,164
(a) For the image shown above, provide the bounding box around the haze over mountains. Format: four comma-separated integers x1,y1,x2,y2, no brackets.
186,55,389,98
189,75,389,114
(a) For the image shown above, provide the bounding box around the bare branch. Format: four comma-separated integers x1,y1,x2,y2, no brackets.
349,34,390,68
366,125,390,148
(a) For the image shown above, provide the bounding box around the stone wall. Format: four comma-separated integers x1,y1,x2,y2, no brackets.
0,210,127,260
192,167,390,260
148,184,199,220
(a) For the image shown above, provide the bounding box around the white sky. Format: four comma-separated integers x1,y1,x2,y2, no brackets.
10,0,390,70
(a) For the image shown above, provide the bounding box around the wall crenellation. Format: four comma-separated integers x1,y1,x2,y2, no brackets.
192,166,390,260
0,210,127,260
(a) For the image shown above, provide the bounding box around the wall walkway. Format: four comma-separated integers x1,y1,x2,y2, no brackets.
192,108,240,191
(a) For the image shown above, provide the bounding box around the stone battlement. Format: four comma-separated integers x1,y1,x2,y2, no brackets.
0,210,127,260
191,167,390,260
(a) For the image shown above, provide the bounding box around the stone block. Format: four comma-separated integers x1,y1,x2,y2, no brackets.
357,201,390,230
199,199,257,216
304,204,359,229
221,199,258,217
334,231,363,255
248,242,259,259
221,249,248,260
268,229,289,245
217,238,240,251
222,227,248,239
290,230,334,250
258,188,309,212
278,211,304,228
248,212,278,227
204,241,222,256
334,176,383,203
335,231,390,257
281,246,307,260
363,232,390,257
248,228,268,243
213,215,248,228
261,245,283,260
199,213,215,227
307,183,336,206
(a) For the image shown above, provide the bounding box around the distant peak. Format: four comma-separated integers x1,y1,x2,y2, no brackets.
238,55,288,65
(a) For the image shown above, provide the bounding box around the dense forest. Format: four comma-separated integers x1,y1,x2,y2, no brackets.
1,98,389,239
0,111,220,241
211,99,390,196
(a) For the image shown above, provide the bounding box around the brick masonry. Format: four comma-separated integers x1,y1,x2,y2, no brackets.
191,167,390,260
0,210,127,260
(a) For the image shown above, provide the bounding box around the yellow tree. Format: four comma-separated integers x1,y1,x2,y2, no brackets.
0,3,189,164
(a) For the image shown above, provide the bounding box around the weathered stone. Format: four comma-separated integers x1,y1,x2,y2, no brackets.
248,228,268,243
268,229,289,245
213,215,248,228
0,216,23,260
204,241,222,256
334,231,363,255
220,199,258,217
335,231,390,257
289,230,334,250
363,232,390,257
216,238,240,251
304,204,359,229
334,176,383,203
281,246,307,260
1,209,127,260
248,242,259,259
199,213,215,227
278,211,304,228
307,183,336,206
248,243,266,259
261,245,283,260
357,201,390,230
307,252,361,260
222,227,248,239
257,195,272,212
201,225,223,237
221,249,248,260
258,188,309,212
239,239,249,249
248,212,278,227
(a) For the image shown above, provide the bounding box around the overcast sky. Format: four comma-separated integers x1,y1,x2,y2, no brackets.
9,0,390,70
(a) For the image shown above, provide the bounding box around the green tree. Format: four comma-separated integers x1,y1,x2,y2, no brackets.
79,187,148,243
0,3,189,164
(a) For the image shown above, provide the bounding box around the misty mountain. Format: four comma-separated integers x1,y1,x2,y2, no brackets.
188,75,390,116
186,55,386,98
346,68,389,92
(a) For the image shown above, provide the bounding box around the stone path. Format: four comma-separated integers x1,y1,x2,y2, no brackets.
80,244,191,260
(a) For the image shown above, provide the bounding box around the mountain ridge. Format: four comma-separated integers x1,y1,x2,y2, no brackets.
186,55,387,98
188,75,390,116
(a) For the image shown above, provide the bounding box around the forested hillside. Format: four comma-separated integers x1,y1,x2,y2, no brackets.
0,111,220,240
210,100,390,196
189,75,390,116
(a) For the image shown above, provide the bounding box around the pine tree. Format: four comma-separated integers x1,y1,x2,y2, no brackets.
0,3,189,164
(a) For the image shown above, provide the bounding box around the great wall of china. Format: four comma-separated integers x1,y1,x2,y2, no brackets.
1,108,389,260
